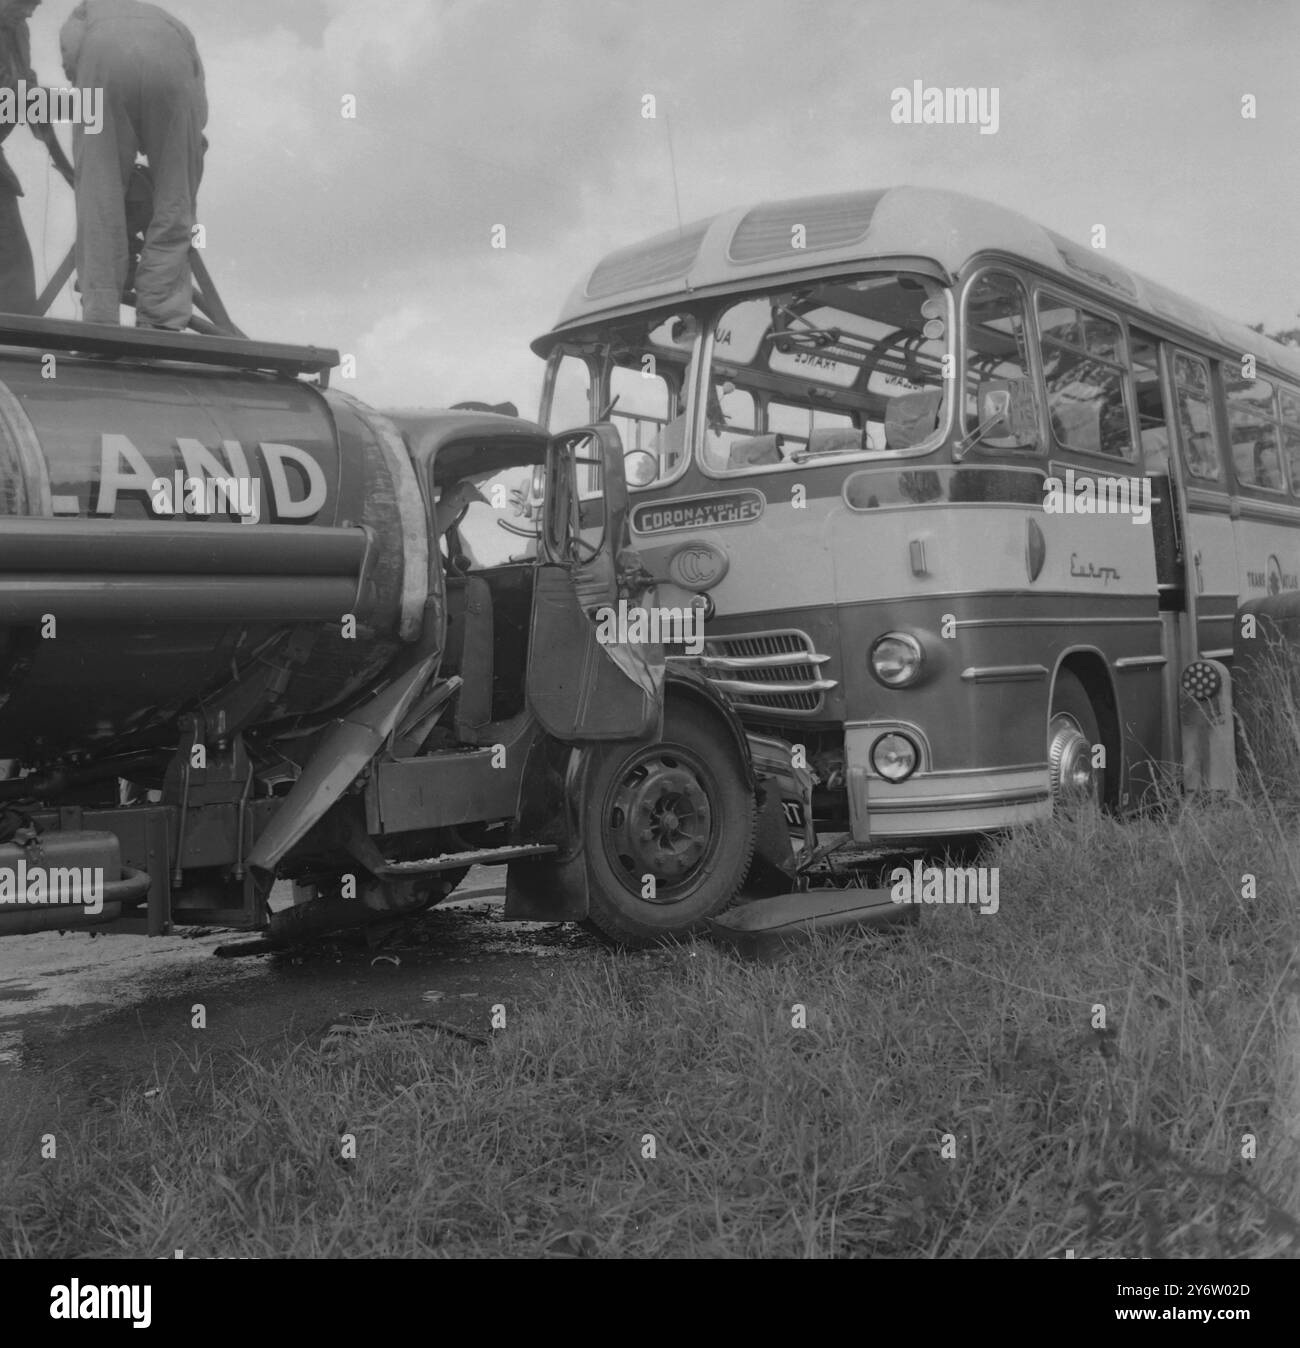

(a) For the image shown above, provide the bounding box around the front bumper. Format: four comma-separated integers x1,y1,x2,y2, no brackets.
844,721,1051,841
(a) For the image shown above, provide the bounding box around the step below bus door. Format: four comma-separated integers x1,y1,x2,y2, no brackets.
526,424,663,740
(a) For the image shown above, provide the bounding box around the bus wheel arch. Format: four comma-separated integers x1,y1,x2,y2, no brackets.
662,665,756,788
1049,651,1120,810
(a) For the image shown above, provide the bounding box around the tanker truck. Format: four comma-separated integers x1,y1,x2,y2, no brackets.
0,315,808,948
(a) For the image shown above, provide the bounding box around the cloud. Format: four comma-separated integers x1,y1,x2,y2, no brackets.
8,0,1300,426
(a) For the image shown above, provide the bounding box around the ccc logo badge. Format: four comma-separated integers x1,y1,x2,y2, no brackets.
668,542,729,590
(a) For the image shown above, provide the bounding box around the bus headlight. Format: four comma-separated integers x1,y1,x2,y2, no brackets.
870,732,919,782
870,632,925,687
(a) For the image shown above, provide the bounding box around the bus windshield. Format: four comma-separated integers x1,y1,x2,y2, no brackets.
540,311,701,488
540,272,950,488
701,272,949,474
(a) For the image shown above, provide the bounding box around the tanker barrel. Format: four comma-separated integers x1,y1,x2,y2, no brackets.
0,519,368,576
0,520,371,623
0,576,361,624
0,338,433,760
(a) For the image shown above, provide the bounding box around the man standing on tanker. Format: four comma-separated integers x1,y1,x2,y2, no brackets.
60,0,205,328
0,0,75,314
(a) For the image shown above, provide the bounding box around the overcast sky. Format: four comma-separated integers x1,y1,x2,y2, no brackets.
8,0,1300,418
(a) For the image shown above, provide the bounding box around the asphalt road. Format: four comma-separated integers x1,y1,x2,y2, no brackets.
0,868,598,1127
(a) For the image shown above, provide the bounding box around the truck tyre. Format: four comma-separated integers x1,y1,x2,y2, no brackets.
1048,669,1105,809
581,700,756,946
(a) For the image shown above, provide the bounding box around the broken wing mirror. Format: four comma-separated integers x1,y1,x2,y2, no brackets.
957,376,1038,455
982,387,1013,436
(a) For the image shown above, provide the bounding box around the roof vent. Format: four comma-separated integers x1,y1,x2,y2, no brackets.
728,190,886,265
585,219,710,300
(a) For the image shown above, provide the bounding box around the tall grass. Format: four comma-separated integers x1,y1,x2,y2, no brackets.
2,701,1298,1257
1234,616,1300,807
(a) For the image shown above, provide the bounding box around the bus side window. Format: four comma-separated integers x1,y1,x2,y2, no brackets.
1223,369,1285,492
1172,351,1223,483
1130,328,1170,475
1280,388,1300,499
1037,294,1133,460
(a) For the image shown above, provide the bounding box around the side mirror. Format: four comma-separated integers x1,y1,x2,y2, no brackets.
624,449,659,487
975,376,1037,446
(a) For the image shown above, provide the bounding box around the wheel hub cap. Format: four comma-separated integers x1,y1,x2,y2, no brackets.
608,758,712,900
1049,713,1096,802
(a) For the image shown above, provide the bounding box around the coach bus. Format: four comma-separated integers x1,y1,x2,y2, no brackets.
529,187,1300,843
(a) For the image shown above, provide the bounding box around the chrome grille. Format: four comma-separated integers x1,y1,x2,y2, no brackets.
672,629,835,714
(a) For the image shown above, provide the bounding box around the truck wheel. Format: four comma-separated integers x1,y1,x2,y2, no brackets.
1048,669,1105,809
581,700,756,946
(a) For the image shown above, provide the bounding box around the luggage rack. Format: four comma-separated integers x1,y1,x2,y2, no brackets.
0,313,339,383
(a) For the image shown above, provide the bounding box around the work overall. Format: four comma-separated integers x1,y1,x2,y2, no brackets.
61,0,206,327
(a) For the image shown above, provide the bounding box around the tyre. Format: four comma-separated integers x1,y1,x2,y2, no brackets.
1048,669,1105,809
581,699,756,946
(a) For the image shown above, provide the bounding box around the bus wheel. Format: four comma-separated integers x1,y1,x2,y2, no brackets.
1048,669,1104,808
581,700,756,946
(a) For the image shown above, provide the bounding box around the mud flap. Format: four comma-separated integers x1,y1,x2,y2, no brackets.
504,850,589,921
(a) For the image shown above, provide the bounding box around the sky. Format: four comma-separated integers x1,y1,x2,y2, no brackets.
7,0,1300,420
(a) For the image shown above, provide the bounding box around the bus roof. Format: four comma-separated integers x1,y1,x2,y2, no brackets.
533,186,1300,381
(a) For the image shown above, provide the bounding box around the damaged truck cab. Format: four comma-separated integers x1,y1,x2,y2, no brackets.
0,317,808,948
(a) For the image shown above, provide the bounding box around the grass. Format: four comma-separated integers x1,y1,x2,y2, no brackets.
4,648,1300,1259
2,777,1297,1259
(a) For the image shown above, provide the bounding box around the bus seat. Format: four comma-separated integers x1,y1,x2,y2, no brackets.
885,390,942,449
1051,399,1101,455
1141,426,1170,475
1253,440,1284,489
806,427,863,456
728,435,783,468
